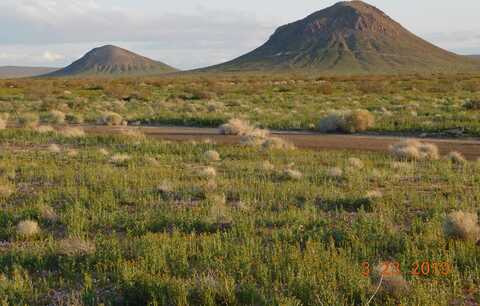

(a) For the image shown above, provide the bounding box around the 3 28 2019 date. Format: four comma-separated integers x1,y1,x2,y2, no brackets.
361,261,452,277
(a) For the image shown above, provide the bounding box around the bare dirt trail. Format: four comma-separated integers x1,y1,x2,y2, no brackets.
81,125,480,160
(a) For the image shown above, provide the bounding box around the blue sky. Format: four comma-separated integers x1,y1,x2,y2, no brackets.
1,0,479,69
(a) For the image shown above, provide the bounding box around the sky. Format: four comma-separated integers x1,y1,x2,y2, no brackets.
0,0,479,70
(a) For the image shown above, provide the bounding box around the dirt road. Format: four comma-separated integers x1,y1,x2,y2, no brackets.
81,125,480,160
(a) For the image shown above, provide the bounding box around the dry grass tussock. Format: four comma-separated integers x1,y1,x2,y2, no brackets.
204,150,221,161
281,164,303,180
262,137,296,150
16,220,40,237
220,118,295,150
58,127,85,138
445,151,467,165
97,111,125,126
348,157,364,169
389,139,439,160
371,262,409,297
119,129,146,140
326,167,343,179
443,211,480,241
219,118,253,136
57,238,96,256
318,110,374,133
110,154,130,165
40,205,58,222
48,144,62,153
35,125,55,134
43,110,66,124
17,113,39,128
262,161,275,171
0,113,9,129
98,148,109,156
197,166,217,178
366,190,383,199
0,184,14,198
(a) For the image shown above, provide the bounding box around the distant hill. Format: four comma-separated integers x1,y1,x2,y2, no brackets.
43,45,177,77
203,0,480,74
467,55,480,60
0,66,59,79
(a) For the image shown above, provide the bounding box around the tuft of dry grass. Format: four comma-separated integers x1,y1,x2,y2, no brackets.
204,150,221,161
65,113,84,124
97,112,124,126
443,211,480,241
43,110,66,124
262,137,295,150
0,113,8,129
58,127,85,138
281,165,303,180
326,167,343,179
119,129,146,140
348,157,364,169
40,205,58,222
16,220,40,237
57,238,96,256
35,125,55,134
371,262,409,297
197,166,217,178
389,139,439,161
48,144,62,153
98,148,110,156
445,151,467,165
66,149,79,157
0,184,14,198
17,113,39,129
219,118,253,136
343,110,375,133
366,190,383,199
262,161,275,171
110,154,131,165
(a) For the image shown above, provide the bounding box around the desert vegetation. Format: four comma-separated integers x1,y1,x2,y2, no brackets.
0,74,478,305
0,74,479,136
0,124,477,305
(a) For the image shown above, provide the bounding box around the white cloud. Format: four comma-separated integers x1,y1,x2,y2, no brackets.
42,51,64,62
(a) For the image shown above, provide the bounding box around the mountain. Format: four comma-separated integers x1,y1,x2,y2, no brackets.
0,66,59,79
43,45,177,77
204,1,480,74
467,55,480,60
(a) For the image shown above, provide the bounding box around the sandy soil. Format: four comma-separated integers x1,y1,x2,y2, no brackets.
81,125,480,160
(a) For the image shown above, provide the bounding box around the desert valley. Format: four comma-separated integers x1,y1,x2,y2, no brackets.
0,1,479,305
